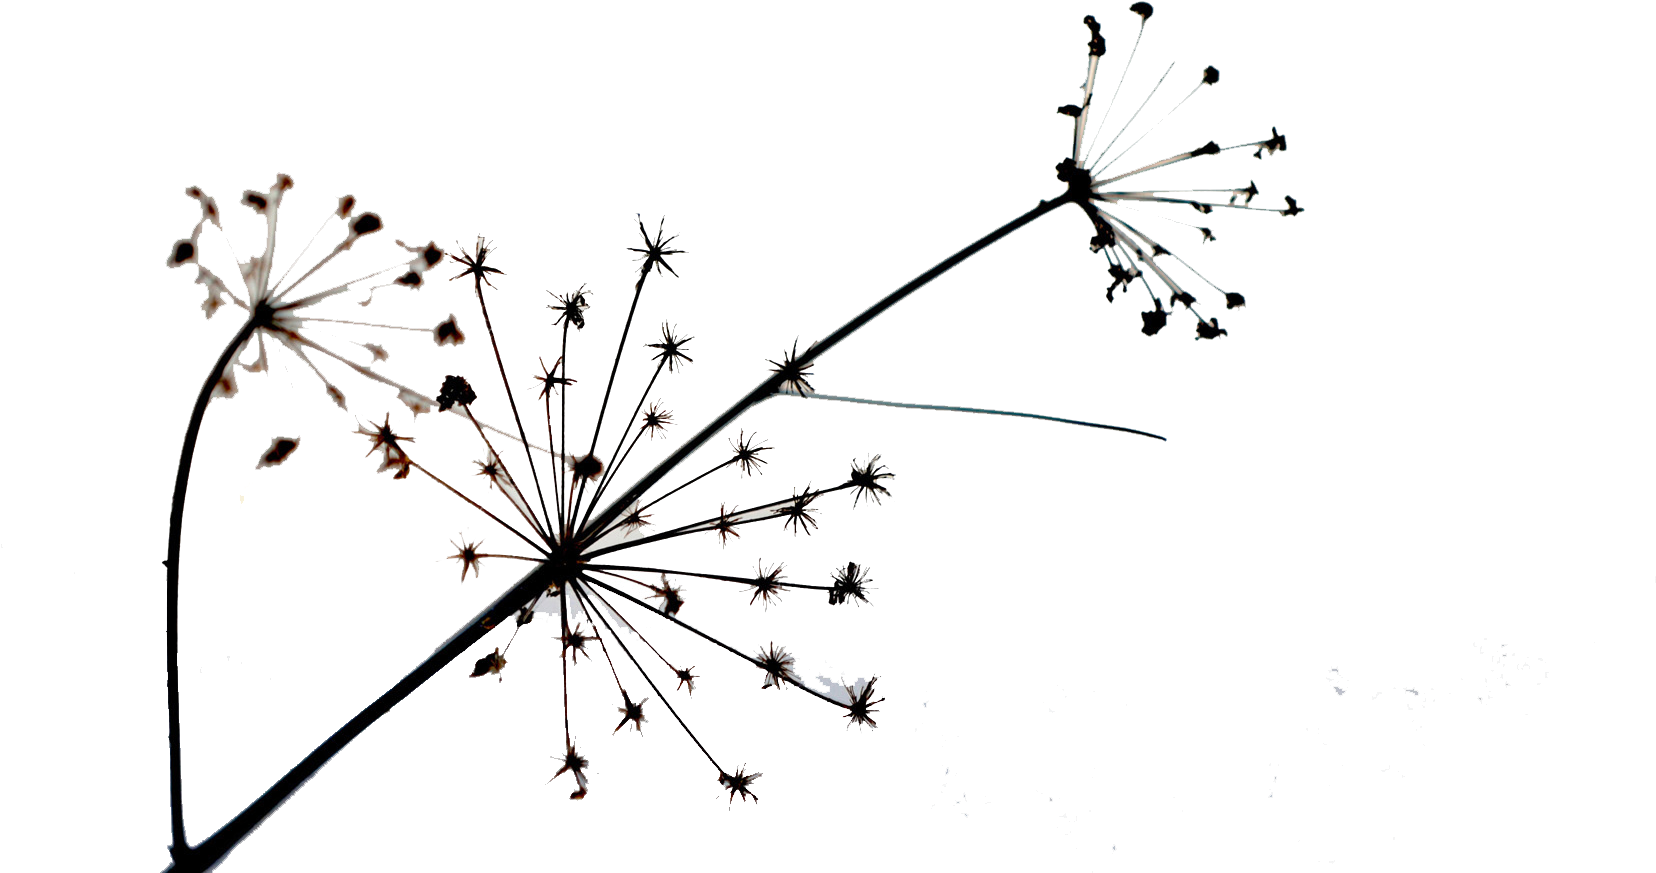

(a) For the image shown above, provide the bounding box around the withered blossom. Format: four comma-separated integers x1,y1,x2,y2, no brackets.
756,643,798,690
470,647,506,681
748,562,786,607
844,677,884,728
449,237,504,290
768,340,816,396
730,431,770,475
627,216,683,279
718,767,760,804
256,437,300,469
356,415,412,478
646,323,693,372
548,286,590,330
639,402,673,438
613,691,648,734
710,504,741,546
449,537,484,582
775,489,819,535
828,562,872,606
848,455,894,506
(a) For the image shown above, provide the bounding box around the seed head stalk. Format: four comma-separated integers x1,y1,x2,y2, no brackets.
164,313,259,869
163,191,1077,873
583,191,1076,541
473,271,556,540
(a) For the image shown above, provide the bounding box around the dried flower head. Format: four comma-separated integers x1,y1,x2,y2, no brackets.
756,643,798,690
356,415,412,478
614,691,648,734
748,562,786,607
705,503,745,549
828,562,872,606
646,323,694,372
536,356,576,399
718,767,761,804
675,667,698,695
470,647,506,681
768,340,816,396
450,237,504,290
434,315,466,347
775,489,820,536
730,430,770,476
549,286,591,330
474,455,505,487
639,402,673,438
844,677,884,728
568,453,604,482
620,503,652,532
449,537,484,582
436,375,477,412
650,577,685,615
257,437,300,469
627,216,683,279
560,623,594,662
847,455,894,506
552,743,590,800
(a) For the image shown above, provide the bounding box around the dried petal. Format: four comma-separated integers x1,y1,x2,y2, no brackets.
253,434,303,470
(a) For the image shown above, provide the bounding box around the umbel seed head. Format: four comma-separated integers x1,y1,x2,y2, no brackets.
437,375,476,412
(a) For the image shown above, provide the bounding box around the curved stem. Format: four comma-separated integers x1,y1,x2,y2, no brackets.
158,563,526,868
165,316,257,869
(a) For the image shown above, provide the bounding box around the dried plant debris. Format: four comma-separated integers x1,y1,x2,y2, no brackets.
191,6,1296,813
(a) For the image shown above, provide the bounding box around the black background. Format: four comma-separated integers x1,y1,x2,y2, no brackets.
80,3,1603,868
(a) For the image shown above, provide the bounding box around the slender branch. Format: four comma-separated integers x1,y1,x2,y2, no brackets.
462,407,550,541
780,393,1166,440
558,327,571,538
587,483,853,559
409,460,550,556
164,315,257,868
574,582,722,770
560,585,573,747
473,281,554,542
581,193,1076,541
584,455,739,546
574,271,650,529
584,577,845,705
589,564,835,592
579,359,662,530
582,575,685,674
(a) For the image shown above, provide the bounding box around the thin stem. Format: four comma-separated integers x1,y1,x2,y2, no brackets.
589,565,835,592
561,586,572,748
463,407,550,542
267,211,336,298
582,357,666,534
164,315,258,868
1082,20,1147,167
409,460,551,556
474,282,554,542
558,326,572,539
574,582,722,769
780,393,1166,440
1089,61,1175,173
584,577,845,706
582,576,684,674
588,482,853,559
585,456,739,547
582,193,1076,540
574,268,651,529
579,359,662,530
